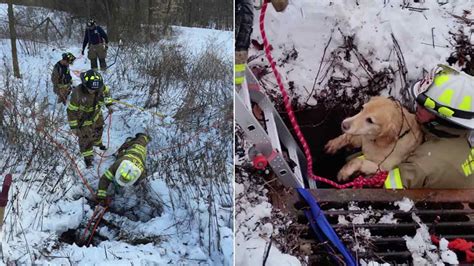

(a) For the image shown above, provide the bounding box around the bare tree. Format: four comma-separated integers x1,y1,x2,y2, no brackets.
7,0,21,78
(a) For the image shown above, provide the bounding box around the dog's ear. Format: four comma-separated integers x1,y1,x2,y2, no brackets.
377,119,399,146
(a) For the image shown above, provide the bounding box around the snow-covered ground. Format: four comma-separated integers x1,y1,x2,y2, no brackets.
237,0,473,265
234,170,301,266
1,4,233,265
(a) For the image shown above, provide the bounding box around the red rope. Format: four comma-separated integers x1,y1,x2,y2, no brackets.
431,235,474,262
259,0,387,189
80,205,108,246
40,129,95,195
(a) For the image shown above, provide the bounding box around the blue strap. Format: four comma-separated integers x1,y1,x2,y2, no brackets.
304,210,345,265
298,188,357,266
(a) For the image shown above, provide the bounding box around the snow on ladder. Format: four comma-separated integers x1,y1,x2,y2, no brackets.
235,66,317,189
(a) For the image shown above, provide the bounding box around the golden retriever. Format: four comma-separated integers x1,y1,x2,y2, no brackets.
324,96,423,181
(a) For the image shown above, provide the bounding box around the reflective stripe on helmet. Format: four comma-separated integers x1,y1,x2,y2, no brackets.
438,106,454,117
434,74,449,87
417,94,473,119
424,97,435,109
459,96,472,111
384,168,403,190
438,89,454,106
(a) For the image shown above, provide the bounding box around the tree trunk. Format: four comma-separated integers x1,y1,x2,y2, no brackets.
147,0,154,41
7,1,20,78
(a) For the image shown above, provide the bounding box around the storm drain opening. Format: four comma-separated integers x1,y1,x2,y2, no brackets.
294,189,474,265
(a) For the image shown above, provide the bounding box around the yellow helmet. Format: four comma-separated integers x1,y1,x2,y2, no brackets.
114,160,142,187
412,64,474,129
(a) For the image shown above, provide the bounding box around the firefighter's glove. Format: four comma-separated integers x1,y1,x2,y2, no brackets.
104,44,109,50
107,106,114,114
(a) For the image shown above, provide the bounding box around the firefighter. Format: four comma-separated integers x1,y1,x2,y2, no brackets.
384,65,474,189
96,133,151,205
51,52,76,105
81,19,108,71
235,0,288,86
67,70,113,168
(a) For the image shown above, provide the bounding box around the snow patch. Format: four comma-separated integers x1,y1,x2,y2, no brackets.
394,197,414,212
378,212,397,224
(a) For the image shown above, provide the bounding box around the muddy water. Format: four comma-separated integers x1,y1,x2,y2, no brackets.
282,105,360,188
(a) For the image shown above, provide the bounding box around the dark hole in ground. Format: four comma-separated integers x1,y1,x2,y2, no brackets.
281,105,359,187
59,229,78,245
58,222,108,247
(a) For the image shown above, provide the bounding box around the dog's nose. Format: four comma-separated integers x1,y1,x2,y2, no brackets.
341,120,351,131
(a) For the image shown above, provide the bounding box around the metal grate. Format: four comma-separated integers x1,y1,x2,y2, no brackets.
299,189,474,264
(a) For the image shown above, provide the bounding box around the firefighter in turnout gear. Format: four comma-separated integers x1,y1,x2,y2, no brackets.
235,0,288,86
81,19,108,70
67,70,113,168
96,133,151,204
51,52,76,105
384,65,474,189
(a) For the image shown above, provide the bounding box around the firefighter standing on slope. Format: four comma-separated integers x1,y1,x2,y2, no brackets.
235,0,288,86
67,70,113,168
384,65,474,189
51,52,76,105
96,133,151,205
82,19,108,71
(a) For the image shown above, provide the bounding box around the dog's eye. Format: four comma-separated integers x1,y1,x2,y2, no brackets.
366,117,374,124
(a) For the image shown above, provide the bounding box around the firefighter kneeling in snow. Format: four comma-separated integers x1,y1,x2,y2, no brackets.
96,133,151,205
385,65,474,189
67,70,113,168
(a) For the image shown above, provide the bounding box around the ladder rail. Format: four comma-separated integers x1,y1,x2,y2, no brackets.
235,67,317,189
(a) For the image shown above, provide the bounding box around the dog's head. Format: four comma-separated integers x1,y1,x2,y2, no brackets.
341,96,402,141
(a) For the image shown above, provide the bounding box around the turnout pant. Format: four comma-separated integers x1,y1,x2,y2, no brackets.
88,43,107,70
76,116,105,160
